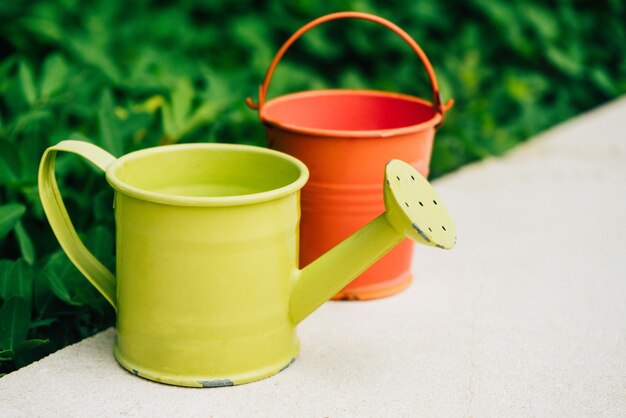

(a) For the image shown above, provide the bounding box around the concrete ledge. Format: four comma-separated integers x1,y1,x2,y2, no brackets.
2,98,625,416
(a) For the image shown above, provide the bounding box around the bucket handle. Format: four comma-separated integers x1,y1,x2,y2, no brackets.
246,11,453,120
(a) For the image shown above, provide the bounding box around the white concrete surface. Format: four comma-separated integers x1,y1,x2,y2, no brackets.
2,98,626,417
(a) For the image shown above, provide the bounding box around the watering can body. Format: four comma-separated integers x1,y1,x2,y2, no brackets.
39,141,311,386
39,140,458,387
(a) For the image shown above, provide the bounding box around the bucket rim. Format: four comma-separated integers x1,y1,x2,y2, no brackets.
105,143,309,207
259,89,442,138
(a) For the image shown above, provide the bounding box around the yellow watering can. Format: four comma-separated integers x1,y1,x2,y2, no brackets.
38,140,456,387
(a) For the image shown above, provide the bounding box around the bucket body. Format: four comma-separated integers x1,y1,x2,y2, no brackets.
248,12,452,299
264,90,439,299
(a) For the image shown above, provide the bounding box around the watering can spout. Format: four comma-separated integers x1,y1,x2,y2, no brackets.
289,160,456,325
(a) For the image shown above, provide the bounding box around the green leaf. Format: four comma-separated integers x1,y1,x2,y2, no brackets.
161,102,176,139
0,204,26,240
15,222,35,265
12,109,53,134
93,190,114,223
98,89,123,156
20,18,64,43
0,56,16,77
181,101,224,137
17,135,45,184
4,259,34,309
590,68,616,95
0,297,30,351
16,339,49,351
0,56,16,93
72,285,106,313
15,339,49,368
0,349,14,361
40,54,69,99
85,225,114,262
42,252,84,306
30,318,57,328
0,260,12,300
199,67,230,101
18,61,37,106
171,78,194,131
34,259,54,315
0,143,21,186
523,6,558,42
68,37,121,83
545,46,584,77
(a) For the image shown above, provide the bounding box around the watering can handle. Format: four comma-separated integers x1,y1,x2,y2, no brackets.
246,11,453,118
38,140,117,310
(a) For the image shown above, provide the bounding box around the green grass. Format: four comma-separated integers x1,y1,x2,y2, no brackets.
0,0,625,375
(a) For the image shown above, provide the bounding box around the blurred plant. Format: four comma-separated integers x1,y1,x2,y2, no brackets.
0,0,624,375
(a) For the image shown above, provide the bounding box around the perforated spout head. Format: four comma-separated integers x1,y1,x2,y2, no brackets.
383,160,456,250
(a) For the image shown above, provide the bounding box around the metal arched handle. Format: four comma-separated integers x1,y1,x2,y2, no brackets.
246,11,453,118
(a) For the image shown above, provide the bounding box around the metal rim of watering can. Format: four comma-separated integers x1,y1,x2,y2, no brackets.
105,143,310,207
246,11,454,131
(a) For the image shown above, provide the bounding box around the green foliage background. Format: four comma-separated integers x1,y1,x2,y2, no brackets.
0,0,625,375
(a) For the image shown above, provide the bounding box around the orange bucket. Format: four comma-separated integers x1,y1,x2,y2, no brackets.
247,12,453,300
